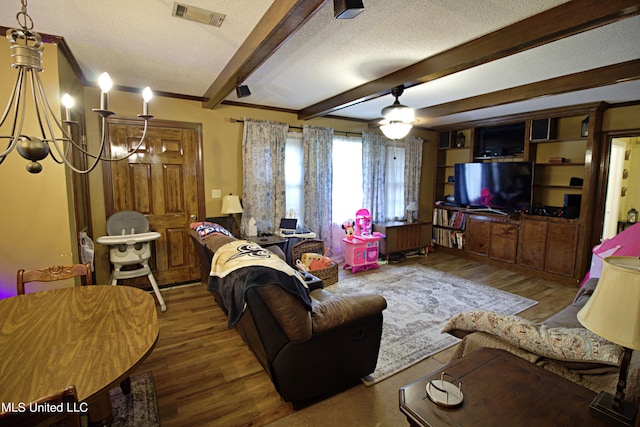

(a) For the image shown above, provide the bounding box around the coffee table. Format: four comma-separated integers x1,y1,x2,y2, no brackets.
399,347,612,427
0,285,159,424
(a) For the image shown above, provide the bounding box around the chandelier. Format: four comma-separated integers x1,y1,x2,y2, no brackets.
0,0,153,174
379,85,414,140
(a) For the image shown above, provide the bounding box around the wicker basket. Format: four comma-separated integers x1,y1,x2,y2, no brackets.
291,239,339,286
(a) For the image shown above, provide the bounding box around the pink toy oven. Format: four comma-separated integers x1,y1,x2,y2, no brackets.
343,235,381,273
343,208,385,273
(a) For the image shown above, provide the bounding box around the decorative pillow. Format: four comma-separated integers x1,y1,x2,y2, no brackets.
190,221,233,239
442,310,623,367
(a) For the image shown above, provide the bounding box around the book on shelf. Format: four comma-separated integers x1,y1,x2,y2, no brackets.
432,207,466,230
432,227,465,249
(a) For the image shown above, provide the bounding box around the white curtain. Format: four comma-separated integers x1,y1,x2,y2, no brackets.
362,131,387,223
241,119,289,234
363,132,423,223
404,136,424,218
303,125,333,249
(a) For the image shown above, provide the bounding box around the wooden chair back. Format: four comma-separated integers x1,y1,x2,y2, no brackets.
0,385,81,427
16,262,93,295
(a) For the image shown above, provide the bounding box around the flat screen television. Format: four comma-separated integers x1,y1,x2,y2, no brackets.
478,122,525,157
454,162,533,211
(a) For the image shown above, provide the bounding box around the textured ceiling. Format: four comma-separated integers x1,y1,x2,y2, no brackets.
0,0,638,128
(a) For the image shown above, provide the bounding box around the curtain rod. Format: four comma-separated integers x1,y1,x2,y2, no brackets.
229,117,363,137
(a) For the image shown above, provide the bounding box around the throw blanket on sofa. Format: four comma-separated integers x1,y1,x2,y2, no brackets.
207,240,311,328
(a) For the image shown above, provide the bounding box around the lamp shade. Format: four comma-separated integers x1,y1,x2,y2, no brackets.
380,122,412,140
220,195,243,214
577,256,640,350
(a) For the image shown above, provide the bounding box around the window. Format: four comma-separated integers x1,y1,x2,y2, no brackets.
284,131,304,220
332,135,363,224
285,133,405,228
385,144,405,220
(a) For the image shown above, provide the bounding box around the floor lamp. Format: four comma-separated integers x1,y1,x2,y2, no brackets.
577,256,640,426
221,194,243,237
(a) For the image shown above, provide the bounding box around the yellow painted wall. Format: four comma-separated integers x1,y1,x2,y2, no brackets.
603,105,640,131
0,40,75,297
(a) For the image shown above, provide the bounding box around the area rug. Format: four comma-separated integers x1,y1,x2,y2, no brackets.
329,264,537,385
109,372,160,427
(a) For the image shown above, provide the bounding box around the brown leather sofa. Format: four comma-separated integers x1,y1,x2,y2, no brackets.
190,231,387,403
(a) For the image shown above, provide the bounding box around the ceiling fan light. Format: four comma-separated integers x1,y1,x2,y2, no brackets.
380,122,412,140
381,103,414,122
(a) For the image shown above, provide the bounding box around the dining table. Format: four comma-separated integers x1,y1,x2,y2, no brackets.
0,284,159,425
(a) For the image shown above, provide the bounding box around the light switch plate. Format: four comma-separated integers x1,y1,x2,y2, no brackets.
211,189,221,199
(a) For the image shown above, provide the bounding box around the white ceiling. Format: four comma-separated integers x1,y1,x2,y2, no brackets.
1,0,638,129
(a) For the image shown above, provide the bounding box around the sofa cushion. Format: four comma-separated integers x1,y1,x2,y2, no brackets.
443,309,623,367
543,277,599,328
190,221,234,239
310,289,387,334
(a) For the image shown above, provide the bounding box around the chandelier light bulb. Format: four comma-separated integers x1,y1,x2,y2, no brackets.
61,93,74,109
142,87,153,116
61,93,74,122
98,72,112,93
142,87,153,103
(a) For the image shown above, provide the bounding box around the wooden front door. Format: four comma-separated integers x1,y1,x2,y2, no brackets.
104,118,205,286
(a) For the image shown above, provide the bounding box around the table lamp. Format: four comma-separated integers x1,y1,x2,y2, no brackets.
577,256,640,426
221,194,243,236
406,201,418,223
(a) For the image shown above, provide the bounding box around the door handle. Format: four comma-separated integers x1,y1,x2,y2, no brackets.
190,214,197,221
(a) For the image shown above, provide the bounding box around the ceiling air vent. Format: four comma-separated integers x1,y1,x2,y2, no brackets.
172,2,226,27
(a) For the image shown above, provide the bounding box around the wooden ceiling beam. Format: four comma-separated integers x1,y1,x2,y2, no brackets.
297,0,640,120
416,60,640,119
202,0,327,110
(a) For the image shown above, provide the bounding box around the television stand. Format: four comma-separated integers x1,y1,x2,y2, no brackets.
464,207,508,216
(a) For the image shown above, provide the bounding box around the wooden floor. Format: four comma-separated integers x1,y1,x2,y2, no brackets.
130,251,578,426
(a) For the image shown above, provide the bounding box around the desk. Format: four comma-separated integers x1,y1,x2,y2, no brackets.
244,234,288,252
275,231,317,265
0,285,159,424
275,230,317,239
399,348,611,427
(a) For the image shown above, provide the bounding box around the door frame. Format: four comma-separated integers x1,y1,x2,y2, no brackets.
592,128,640,244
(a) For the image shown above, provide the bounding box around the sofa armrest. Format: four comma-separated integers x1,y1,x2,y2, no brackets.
311,289,387,334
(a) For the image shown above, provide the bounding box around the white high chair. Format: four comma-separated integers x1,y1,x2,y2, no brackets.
97,211,166,312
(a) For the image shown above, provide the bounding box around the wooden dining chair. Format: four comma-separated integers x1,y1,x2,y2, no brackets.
16,262,93,295
0,385,82,427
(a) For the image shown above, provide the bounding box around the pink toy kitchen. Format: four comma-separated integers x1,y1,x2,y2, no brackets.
342,208,385,273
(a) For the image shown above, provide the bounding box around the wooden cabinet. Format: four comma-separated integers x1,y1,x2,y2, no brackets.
528,116,588,213
465,217,491,255
435,129,475,203
373,221,430,259
517,219,548,270
545,222,579,277
431,104,606,285
489,222,518,263
517,217,579,277
465,215,518,263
